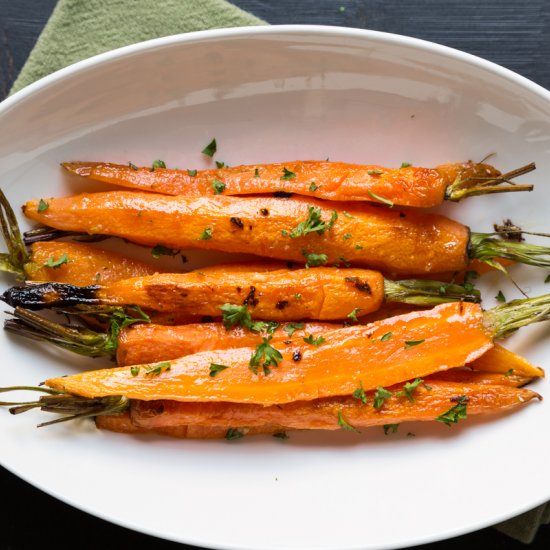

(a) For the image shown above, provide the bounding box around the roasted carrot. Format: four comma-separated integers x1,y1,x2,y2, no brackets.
128,382,539,431
62,160,535,207
23,192,550,275
2,266,480,320
39,296,550,406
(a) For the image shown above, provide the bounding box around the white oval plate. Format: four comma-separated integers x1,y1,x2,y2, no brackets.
1,25,550,550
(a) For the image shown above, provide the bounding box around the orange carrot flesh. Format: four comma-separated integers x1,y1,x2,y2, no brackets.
24,241,163,285
93,267,385,320
62,160,501,208
130,382,539,431
23,192,470,275
45,302,493,405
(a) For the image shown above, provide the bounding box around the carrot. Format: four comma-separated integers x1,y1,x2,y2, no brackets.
62,160,535,207
23,192,550,275
39,295,550,406
2,265,480,322
128,381,540,431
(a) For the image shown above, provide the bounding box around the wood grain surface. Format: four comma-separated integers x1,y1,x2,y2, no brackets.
0,1,549,549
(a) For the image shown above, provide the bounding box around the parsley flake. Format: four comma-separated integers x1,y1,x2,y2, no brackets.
285,207,338,238
373,387,393,409
209,363,229,377
380,332,393,342
352,382,367,404
309,182,319,192
37,199,49,213
281,167,296,180
128,162,138,170
400,162,412,168
43,253,71,269
225,428,244,440
396,378,425,403
404,339,425,349
343,233,352,240
495,290,506,303
202,138,217,157
219,303,266,332
152,159,166,170
187,169,197,177
303,334,325,346
355,244,363,250
272,431,289,440
347,308,362,322
144,361,171,377
436,396,469,426
212,179,226,194
343,211,355,219
254,168,260,178
302,250,328,268
383,423,399,435
198,227,213,240
367,190,394,207
284,322,305,337
130,366,140,377
216,161,225,168
337,411,360,432
151,244,180,259
367,169,383,175
504,368,514,377
249,336,283,375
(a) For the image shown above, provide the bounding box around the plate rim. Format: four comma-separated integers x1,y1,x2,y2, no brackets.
1,24,550,550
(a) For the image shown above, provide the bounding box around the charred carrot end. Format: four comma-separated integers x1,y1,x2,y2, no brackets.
62,159,534,208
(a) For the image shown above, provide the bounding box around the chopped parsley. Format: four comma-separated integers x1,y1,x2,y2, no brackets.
284,322,305,338
151,244,180,258
187,169,197,177
337,411,359,432
367,190,394,207
504,368,514,377
254,168,260,178
225,428,244,440
198,227,213,240
302,250,328,268
404,339,425,349
400,162,412,168
43,253,70,269
436,396,469,426
128,162,138,170
343,233,352,240
396,378,425,403
144,361,171,377
343,211,355,219
130,366,140,377
373,386,393,409
283,206,338,238
209,363,229,377
495,290,506,303
367,169,383,175
37,199,49,213
219,303,266,332
249,336,283,375
303,334,326,346
309,182,319,192
273,431,289,440
201,138,217,157
103,306,151,353
281,167,296,180
347,308,362,322
352,381,367,404
152,159,166,170
380,332,393,342
212,179,226,194
293,293,302,300
216,161,225,168
355,244,363,250
383,423,399,435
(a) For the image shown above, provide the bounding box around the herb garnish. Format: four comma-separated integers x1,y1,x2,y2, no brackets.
347,308,362,322
504,368,514,377
225,428,244,440
302,250,328,268
367,169,383,176
284,322,305,338
128,162,139,170
273,431,289,440
373,386,393,409
219,303,266,332
187,169,197,177
281,167,296,180
309,182,319,192
355,244,363,250
104,306,151,353
283,206,338,238
495,290,506,303
144,361,171,377
400,162,411,168
436,396,469,426
352,381,367,404
249,336,283,375
545,274,550,284
396,378,426,403
152,159,166,170
380,332,393,342
404,339,425,349
202,138,217,157
343,211,355,219
337,411,360,432
212,179,226,194
254,168,260,178
198,227,213,240
342,233,352,241
303,334,326,346
37,199,49,213
44,253,71,269
130,366,140,377
151,244,180,259
216,161,225,168
367,190,394,207
209,363,229,377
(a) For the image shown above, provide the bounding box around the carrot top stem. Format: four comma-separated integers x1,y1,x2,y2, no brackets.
383,279,480,305
0,386,129,427
0,188,28,278
470,232,550,270
445,162,535,201
485,293,550,338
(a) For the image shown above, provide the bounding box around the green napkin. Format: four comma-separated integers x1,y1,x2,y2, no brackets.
8,0,549,545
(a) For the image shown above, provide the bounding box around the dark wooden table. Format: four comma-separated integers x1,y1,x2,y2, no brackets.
1,1,549,549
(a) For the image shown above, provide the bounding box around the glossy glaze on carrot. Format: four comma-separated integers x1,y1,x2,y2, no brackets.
45,302,494,405
23,192,470,274
129,381,539,430
62,160,504,207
